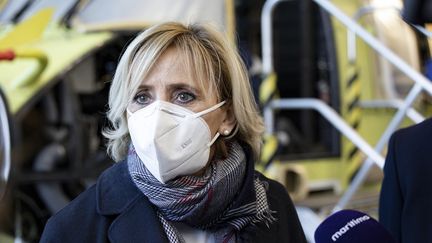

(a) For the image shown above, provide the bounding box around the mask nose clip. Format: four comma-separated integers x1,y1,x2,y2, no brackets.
160,107,186,118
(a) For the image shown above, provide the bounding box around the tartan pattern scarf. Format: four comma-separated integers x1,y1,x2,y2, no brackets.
127,141,275,243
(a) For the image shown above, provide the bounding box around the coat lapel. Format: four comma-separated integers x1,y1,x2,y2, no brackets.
95,161,169,243
108,195,169,243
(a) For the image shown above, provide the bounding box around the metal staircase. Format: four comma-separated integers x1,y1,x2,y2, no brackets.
260,0,432,241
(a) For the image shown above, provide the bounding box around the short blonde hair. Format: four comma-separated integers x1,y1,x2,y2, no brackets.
104,22,264,161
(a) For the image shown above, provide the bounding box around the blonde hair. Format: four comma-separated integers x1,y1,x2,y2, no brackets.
104,22,264,161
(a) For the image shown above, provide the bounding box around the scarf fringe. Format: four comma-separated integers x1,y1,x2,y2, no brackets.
253,209,277,228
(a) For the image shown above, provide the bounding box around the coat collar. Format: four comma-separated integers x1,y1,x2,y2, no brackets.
95,161,169,243
96,161,140,215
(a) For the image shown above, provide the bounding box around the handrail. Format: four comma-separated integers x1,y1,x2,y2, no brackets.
261,0,291,75
413,25,432,38
347,5,400,63
313,0,432,96
0,89,11,200
334,83,423,211
259,0,431,239
311,0,432,211
264,98,385,168
359,100,425,123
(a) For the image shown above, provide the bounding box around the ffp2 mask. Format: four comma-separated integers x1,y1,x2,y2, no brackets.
127,100,226,183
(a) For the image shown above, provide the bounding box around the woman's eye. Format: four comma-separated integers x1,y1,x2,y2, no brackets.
133,93,151,105
176,92,195,104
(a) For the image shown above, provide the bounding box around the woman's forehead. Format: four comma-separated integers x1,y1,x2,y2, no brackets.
138,47,214,93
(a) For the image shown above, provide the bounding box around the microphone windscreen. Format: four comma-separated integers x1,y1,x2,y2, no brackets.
314,209,395,243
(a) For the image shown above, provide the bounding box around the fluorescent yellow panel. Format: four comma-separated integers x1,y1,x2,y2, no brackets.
0,8,54,49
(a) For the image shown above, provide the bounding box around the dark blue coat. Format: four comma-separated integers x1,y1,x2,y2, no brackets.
40,159,306,242
379,118,432,243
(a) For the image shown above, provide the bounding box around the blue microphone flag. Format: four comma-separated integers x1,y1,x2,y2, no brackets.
314,209,395,243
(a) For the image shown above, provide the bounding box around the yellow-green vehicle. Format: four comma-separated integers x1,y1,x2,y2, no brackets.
256,0,432,210
0,0,234,241
0,0,431,242
0,1,115,241
254,0,431,240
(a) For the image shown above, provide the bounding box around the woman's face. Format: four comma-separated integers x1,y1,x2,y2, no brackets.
127,47,232,142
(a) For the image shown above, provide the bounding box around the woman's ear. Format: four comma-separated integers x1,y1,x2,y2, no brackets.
219,105,237,137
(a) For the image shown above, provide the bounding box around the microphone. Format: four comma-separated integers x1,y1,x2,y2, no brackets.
314,209,396,243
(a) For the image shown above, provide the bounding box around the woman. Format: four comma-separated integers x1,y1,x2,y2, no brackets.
40,22,306,243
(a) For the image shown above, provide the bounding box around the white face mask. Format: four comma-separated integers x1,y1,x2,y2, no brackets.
127,100,226,183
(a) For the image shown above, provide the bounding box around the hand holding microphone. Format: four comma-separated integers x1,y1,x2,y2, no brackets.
314,209,396,243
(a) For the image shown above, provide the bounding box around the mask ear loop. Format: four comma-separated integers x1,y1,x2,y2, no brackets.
193,100,226,118
207,132,220,147
198,101,226,147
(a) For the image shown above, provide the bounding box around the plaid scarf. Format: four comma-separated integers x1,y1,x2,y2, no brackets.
127,141,275,243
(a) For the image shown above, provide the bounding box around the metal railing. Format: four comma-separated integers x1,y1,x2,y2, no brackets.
261,0,291,75
314,0,432,95
359,100,425,124
263,98,385,167
347,5,401,63
261,0,432,240
0,90,11,200
311,0,432,211
261,0,402,167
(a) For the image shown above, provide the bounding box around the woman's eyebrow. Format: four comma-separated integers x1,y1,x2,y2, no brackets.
168,83,201,93
136,84,152,90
